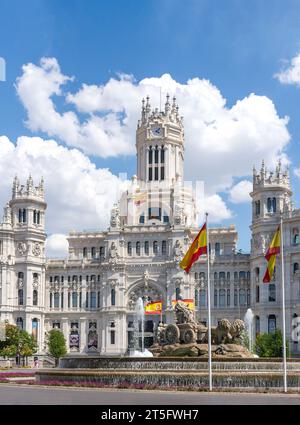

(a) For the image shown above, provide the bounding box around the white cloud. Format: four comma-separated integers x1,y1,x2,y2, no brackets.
197,194,232,223
0,136,127,256
45,234,69,258
16,58,291,195
275,53,300,86
295,168,300,178
229,180,252,204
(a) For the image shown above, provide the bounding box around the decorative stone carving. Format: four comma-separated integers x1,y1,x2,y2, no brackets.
17,242,27,256
32,242,41,257
173,240,183,259
110,203,120,228
109,242,119,260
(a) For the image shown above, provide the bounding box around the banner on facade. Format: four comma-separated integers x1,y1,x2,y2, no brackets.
144,300,163,315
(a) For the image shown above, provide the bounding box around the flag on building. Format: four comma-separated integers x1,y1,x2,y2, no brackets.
179,223,207,273
263,226,281,283
172,299,195,310
144,300,163,315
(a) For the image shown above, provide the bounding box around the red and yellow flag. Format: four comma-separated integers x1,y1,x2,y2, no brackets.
179,223,207,273
263,226,280,283
172,299,194,310
144,300,163,315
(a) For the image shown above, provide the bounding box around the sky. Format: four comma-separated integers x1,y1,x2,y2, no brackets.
1,0,300,256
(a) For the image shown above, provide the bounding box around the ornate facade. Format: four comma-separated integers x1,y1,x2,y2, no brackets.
0,96,300,356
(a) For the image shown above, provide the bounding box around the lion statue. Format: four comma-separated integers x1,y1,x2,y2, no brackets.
230,319,245,343
211,319,232,344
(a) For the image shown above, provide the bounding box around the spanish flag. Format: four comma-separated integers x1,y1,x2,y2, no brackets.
179,223,207,273
145,300,162,315
172,299,195,310
263,227,280,283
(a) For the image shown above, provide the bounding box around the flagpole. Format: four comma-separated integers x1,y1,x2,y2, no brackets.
280,213,288,393
206,212,213,392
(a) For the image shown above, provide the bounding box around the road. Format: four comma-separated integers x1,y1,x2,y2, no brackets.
0,384,300,404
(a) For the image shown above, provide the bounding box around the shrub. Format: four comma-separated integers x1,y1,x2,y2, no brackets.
255,330,289,358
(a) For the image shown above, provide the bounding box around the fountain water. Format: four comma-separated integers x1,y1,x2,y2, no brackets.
131,297,153,357
244,308,254,353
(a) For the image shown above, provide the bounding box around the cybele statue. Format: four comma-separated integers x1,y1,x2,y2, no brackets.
150,300,254,358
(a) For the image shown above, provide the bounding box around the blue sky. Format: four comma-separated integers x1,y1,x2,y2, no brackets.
1,0,300,255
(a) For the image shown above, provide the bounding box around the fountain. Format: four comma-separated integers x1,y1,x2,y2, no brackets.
130,297,153,357
244,308,254,353
37,301,300,392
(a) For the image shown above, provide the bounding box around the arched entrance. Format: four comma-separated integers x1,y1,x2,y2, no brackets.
127,281,165,352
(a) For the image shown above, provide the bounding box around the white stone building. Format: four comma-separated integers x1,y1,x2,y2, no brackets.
0,96,300,356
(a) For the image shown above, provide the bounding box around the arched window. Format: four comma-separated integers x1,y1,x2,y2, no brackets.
267,198,276,213
136,242,140,256
256,285,260,303
91,247,96,258
37,211,40,224
294,263,299,273
161,146,165,163
194,272,198,280
272,197,277,213
72,292,78,308
18,289,23,306
153,241,158,254
267,197,272,213
16,317,23,330
255,316,260,335
144,241,149,255
255,267,260,280
54,292,59,308
234,289,238,306
200,289,206,307
227,272,230,280
111,288,116,306
175,287,181,301
195,289,198,307
148,147,153,165
239,289,246,306
100,246,105,259
239,271,246,279
219,289,225,307
33,289,38,306
18,209,22,223
215,243,220,256
162,240,167,255
33,210,37,224
214,289,218,307
269,284,276,302
293,233,300,245
255,200,260,216
219,271,225,280
83,247,87,258
214,272,218,281
268,315,276,334
127,242,132,256
18,271,24,282
154,146,159,164
247,288,250,306
234,271,238,281
199,272,205,280
90,292,96,308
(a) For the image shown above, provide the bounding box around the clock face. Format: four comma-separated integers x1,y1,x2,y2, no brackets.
151,126,162,137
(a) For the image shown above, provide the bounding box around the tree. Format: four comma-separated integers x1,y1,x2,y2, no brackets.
47,329,67,366
0,324,37,364
255,329,290,358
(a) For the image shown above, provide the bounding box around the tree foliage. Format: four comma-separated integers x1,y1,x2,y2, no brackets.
47,329,67,365
255,329,290,358
0,324,37,358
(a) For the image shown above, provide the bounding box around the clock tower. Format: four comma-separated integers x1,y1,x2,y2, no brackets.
136,95,184,183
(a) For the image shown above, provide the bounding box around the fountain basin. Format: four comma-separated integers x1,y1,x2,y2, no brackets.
33,356,300,392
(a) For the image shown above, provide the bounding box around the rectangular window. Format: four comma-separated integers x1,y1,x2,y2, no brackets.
61,293,64,309
154,167,158,180
148,168,152,181
79,292,82,308
269,284,276,302
50,293,52,308
110,330,115,345
97,291,101,308
148,207,161,220
160,166,164,180
100,246,105,259
90,291,96,308
68,292,71,308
